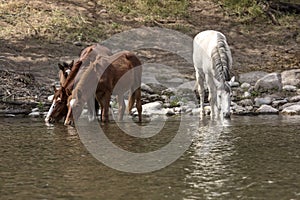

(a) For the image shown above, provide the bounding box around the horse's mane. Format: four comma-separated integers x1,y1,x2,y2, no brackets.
211,33,232,83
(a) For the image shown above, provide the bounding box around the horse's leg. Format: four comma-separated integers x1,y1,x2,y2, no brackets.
87,97,96,122
206,77,217,119
195,72,205,117
127,88,142,122
135,88,142,122
117,94,125,121
102,92,111,122
64,105,73,125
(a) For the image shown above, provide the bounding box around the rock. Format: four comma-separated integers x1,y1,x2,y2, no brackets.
289,95,300,103
232,104,253,115
230,81,240,87
281,69,300,87
272,99,288,108
282,85,297,92
29,112,40,117
31,108,39,112
256,105,279,114
48,94,54,102
239,71,269,85
141,83,154,94
281,105,300,115
166,109,175,116
240,82,251,90
255,96,272,106
239,99,253,107
243,91,251,99
254,73,282,92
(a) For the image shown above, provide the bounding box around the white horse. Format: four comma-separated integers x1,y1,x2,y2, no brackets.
193,30,233,119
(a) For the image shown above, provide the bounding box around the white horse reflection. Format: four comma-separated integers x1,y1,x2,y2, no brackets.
193,30,233,119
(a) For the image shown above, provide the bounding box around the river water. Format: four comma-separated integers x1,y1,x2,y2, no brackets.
0,115,300,200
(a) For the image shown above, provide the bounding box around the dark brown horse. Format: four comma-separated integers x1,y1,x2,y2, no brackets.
65,50,143,124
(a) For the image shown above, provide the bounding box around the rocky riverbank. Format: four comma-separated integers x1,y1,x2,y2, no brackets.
2,67,300,120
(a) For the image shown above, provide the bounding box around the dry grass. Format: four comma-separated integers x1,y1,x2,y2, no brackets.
0,0,189,42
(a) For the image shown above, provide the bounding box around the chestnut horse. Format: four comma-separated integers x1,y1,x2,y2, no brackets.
65,50,143,124
45,44,112,123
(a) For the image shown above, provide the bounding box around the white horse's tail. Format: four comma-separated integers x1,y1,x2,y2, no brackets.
211,33,232,82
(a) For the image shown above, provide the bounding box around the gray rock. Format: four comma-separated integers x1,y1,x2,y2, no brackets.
239,71,269,85
281,105,300,115
281,69,300,87
254,73,282,92
240,82,251,90
243,91,251,99
255,96,272,106
272,99,288,108
256,105,279,114
29,112,41,117
289,95,300,103
31,108,39,112
141,83,154,94
239,99,253,107
283,85,297,92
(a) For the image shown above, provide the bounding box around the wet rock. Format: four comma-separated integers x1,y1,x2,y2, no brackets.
254,73,282,92
281,69,300,87
239,71,269,85
31,108,39,112
255,96,272,106
256,105,279,114
232,104,253,115
29,111,41,117
281,105,300,115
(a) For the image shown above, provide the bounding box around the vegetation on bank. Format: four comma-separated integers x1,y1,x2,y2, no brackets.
0,0,298,43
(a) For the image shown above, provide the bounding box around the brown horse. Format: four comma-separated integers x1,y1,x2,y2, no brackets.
58,60,74,86
45,44,112,123
65,50,142,124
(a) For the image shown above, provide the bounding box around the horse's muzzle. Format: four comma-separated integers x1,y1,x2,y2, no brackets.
223,112,231,119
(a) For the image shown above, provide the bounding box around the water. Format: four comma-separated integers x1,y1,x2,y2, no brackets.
0,115,300,199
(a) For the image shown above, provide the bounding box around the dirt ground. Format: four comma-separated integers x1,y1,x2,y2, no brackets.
0,0,299,111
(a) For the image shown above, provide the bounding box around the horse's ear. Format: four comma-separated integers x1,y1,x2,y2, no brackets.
228,76,235,87
52,85,57,92
58,63,64,71
69,60,74,69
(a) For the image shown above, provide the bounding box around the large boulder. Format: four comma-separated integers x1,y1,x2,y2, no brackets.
281,69,300,87
254,73,282,92
238,71,269,85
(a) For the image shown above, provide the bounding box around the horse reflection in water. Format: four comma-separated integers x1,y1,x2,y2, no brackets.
193,30,233,120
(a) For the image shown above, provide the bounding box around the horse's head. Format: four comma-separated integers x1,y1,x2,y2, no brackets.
216,81,232,119
45,86,69,123
58,60,74,85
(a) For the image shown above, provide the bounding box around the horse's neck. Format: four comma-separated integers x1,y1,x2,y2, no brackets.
59,71,66,86
62,62,81,89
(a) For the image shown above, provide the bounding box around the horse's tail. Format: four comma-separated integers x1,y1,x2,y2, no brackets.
211,33,232,82
125,53,142,122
